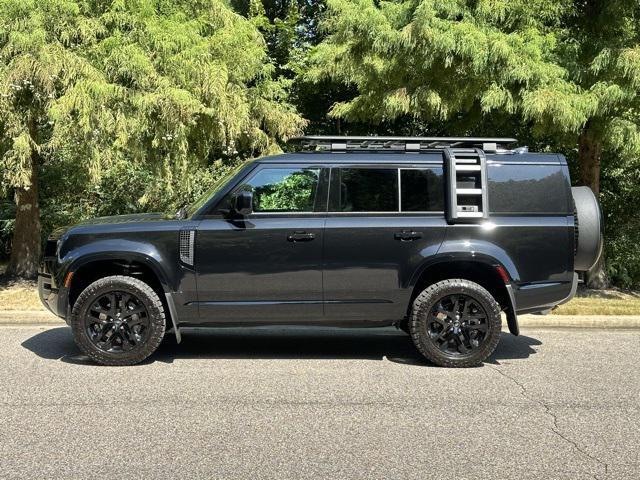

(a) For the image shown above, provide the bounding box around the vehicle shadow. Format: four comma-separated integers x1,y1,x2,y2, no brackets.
20,326,542,367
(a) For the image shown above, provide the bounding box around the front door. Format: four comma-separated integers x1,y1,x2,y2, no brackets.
195,164,328,323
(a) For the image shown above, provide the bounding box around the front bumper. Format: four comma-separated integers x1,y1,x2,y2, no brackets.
38,261,68,320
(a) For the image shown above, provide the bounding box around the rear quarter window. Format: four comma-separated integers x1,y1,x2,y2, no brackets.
488,164,570,214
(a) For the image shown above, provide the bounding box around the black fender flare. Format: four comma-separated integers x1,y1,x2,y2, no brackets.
408,249,520,336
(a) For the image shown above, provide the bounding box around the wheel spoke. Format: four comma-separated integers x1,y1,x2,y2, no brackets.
123,306,146,319
120,328,136,351
94,324,112,343
451,297,460,316
435,326,450,341
90,304,107,316
438,338,451,352
101,330,115,350
455,333,470,354
127,315,144,327
106,293,117,317
467,322,487,332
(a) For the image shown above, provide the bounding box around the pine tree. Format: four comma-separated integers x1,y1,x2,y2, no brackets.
308,0,640,287
0,0,304,278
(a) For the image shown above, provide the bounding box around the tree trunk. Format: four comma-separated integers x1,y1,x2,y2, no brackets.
578,126,607,289
6,153,41,279
579,127,602,194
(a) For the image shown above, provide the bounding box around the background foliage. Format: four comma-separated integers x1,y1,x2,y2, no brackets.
0,0,638,288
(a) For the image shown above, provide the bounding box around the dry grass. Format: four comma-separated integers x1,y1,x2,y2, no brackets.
0,261,44,310
0,274,638,315
0,279,43,310
552,287,640,315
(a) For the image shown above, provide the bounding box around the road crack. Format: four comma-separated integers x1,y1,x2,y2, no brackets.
490,366,609,480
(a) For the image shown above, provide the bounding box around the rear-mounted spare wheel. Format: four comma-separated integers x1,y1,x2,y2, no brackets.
572,186,604,271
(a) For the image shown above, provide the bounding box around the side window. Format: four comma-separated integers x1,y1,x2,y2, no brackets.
400,168,444,212
238,167,321,213
330,168,398,212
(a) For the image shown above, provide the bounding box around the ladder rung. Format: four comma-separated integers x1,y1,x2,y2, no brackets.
454,159,478,164
457,188,482,195
450,148,479,154
456,211,484,218
455,165,481,172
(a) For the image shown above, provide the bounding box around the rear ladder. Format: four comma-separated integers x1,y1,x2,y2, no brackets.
444,148,489,223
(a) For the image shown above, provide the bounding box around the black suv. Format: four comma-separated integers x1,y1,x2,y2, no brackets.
38,136,603,367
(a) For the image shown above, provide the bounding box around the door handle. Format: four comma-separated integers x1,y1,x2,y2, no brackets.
394,231,423,241
287,231,316,242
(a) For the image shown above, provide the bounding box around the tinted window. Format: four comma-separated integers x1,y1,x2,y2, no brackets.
330,168,398,212
239,168,321,212
400,168,444,211
488,164,570,213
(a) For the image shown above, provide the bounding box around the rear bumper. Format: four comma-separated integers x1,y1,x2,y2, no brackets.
513,273,578,314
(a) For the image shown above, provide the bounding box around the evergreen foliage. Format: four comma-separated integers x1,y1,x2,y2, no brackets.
307,0,640,288
0,0,304,276
0,0,638,289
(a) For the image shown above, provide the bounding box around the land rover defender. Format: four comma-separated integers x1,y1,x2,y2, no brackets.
38,136,603,367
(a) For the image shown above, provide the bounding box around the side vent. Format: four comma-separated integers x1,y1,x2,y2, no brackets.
444,147,489,223
179,229,195,266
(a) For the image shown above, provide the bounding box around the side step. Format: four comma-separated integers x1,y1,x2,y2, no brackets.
444,148,489,223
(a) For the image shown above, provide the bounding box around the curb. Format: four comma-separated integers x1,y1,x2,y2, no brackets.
517,314,640,329
0,310,65,326
0,310,640,329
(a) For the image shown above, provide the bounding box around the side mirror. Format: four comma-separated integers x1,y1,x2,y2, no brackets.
232,190,253,216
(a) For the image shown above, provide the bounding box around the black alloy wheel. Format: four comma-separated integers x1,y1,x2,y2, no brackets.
85,291,150,353
70,275,166,366
426,294,489,356
409,279,502,367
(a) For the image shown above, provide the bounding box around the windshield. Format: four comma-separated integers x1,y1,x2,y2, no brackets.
185,162,247,218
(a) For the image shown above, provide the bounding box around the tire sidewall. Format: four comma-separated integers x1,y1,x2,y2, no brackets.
70,276,166,366
410,279,502,367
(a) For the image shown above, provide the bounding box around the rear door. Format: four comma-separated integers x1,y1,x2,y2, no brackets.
195,164,329,323
323,164,447,322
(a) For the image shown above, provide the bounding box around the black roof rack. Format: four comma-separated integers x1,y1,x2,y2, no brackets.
290,135,518,153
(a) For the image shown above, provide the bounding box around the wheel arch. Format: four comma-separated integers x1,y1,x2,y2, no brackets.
409,259,510,309
406,256,518,335
64,254,183,343
66,255,169,310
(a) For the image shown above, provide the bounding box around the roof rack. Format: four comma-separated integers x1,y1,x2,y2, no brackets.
290,135,518,153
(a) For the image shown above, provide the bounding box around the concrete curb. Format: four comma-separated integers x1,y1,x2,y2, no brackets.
0,310,65,326
517,314,640,329
1,310,640,329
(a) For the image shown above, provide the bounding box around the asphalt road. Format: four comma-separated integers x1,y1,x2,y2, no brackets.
0,326,638,480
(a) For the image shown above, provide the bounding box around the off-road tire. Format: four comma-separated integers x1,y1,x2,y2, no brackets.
409,279,501,368
70,275,166,366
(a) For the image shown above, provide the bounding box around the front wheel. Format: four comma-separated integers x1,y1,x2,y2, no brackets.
70,275,166,366
409,279,501,368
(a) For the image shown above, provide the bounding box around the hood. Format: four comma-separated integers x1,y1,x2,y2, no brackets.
48,213,169,240
76,213,167,226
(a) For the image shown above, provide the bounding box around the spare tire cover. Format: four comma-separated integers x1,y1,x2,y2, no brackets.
572,186,603,271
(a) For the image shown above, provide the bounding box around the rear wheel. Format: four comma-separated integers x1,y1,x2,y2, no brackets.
70,275,166,366
409,279,501,367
